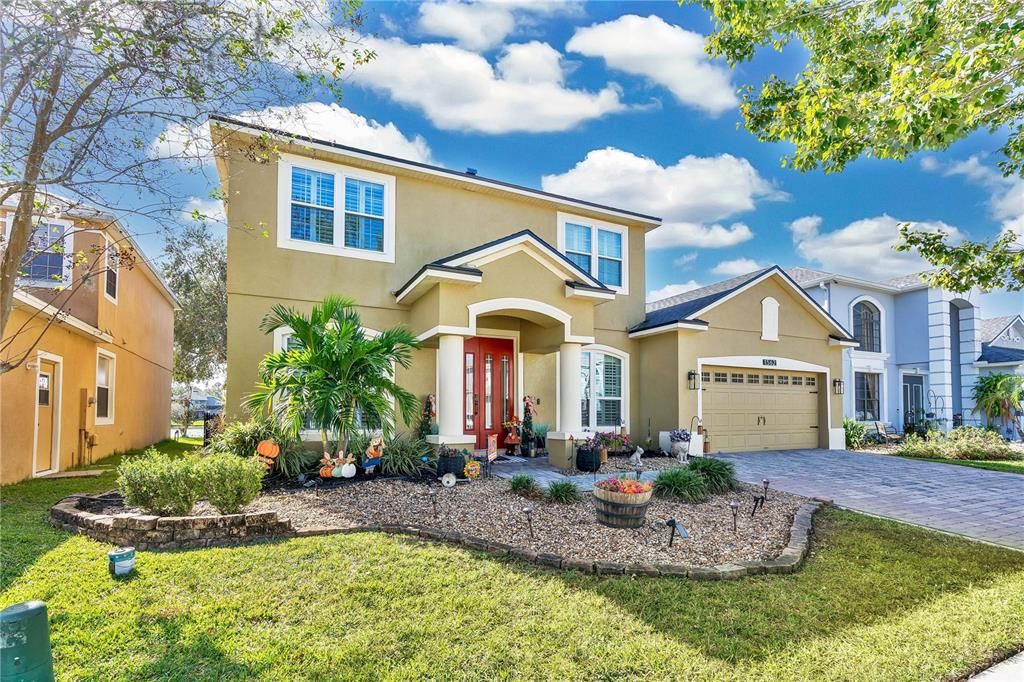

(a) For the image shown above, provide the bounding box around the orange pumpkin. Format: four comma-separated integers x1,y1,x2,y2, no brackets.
256,440,280,459
319,465,334,478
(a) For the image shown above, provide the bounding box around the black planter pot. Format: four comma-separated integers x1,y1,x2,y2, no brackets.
575,447,601,472
536,435,546,449
437,454,466,478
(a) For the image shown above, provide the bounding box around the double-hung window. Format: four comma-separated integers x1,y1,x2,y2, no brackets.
279,155,396,262
105,242,119,302
580,349,625,429
558,213,628,292
9,218,74,288
96,350,115,424
855,372,880,421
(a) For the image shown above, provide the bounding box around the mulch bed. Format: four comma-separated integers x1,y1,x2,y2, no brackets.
246,478,805,567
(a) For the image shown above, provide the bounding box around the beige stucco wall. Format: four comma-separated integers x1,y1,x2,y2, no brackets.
1,255,174,484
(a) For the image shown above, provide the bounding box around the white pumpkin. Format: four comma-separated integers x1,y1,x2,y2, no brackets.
341,462,357,478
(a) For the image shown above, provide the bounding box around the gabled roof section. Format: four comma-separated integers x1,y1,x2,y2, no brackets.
210,116,661,227
632,266,855,340
785,265,933,294
394,229,612,304
978,343,1024,364
980,315,1023,344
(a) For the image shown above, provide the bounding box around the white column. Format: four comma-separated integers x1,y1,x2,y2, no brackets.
558,342,582,436
927,289,954,431
437,334,464,439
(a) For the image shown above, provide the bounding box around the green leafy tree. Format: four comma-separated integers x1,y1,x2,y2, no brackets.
243,296,420,457
693,0,1023,291
972,372,1024,438
0,0,373,372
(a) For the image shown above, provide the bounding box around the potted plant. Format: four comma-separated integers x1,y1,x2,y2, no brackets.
534,423,549,452
574,435,601,472
669,428,691,461
522,395,538,457
503,415,522,455
592,477,653,528
436,444,467,478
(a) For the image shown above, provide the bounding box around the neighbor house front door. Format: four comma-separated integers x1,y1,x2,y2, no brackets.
36,360,56,474
463,338,514,449
902,375,925,431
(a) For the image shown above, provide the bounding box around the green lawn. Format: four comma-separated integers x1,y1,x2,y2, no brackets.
896,456,1024,475
2,439,1023,681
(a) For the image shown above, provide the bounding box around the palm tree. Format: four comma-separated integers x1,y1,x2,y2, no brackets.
244,295,420,457
972,373,1024,439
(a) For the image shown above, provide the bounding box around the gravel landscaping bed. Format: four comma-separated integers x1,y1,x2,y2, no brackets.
246,478,805,566
600,454,689,472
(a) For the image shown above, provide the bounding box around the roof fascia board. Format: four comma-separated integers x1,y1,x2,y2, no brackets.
13,291,113,342
628,321,709,339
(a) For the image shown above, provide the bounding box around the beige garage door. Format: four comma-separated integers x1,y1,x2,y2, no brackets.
702,366,820,452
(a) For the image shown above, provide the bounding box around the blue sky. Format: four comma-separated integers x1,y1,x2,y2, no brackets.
150,0,1022,317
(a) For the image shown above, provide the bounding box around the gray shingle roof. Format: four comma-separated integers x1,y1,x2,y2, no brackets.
979,344,1024,364
646,268,772,313
784,266,934,291
979,316,1020,344
881,270,933,289
785,266,835,285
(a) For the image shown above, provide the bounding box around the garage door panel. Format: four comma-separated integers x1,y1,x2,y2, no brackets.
703,365,820,453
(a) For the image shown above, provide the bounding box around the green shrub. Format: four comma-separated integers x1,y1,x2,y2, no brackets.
653,468,708,503
117,448,201,515
380,435,436,477
199,453,264,514
546,481,581,504
209,417,311,478
508,474,539,496
896,426,1020,461
686,457,737,494
843,418,867,449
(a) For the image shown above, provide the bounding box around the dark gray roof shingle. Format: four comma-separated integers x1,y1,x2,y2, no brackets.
979,344,1024,364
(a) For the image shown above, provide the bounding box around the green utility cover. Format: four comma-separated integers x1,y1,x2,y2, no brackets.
1,601,55,682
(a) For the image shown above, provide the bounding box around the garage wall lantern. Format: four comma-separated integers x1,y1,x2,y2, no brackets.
832,378,845,395
687,370,698,390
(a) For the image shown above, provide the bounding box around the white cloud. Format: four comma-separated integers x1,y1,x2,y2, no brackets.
647,222,754,249
542,147,782,248
351,37,627,134
417,1,581,52
920,154,1024,244
712,257,764,277
647,281,701,302
788,214,964,280
566,14,737,116
181,196,226,225
672,252,697,268
152,103,434,165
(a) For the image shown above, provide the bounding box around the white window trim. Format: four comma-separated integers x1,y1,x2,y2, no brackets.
849,295,886,354
556,212,629,294
579,344,630,433
276,153,396,263
33,350,63,476
4,214,75,289
272,324,389,441
95,348,116,425
103,234,118,304
761,296,779,341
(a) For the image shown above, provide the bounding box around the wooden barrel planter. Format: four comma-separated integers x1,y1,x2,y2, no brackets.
592,487,653,528
575,447,601,472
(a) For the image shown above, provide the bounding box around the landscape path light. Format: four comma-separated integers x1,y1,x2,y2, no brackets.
523,504,535,539
729,500,739,532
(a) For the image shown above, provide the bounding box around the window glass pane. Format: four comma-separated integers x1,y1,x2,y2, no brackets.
597,229,621,258
701,371,710,383
96,386,109,418
343,214,383,251
855,373,880,421
38,374,50,406
731,373,744,383
565,223,591,254
22,223,66,282
714,372,727,383
501,356,510,423
345,179,384,217
580,351,591,428
106,246,118,298
778,375,789,385
291,204,334,244
484,354,493,430
595,354,621,398
597,257,621,287
853,302,881,352
792,376,803,385
465,354,474,431
596,399,621,427
807,377,816,386
292,168,334,207
747,374,759,384
763,375,775,384
97,357,109,385
566,251,591,272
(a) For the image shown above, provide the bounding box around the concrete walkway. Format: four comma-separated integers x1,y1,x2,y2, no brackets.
717,449,1024,550
970,652,1024,680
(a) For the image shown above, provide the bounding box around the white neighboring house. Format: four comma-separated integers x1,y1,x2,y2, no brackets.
977,315,1024,440
788,267,985,433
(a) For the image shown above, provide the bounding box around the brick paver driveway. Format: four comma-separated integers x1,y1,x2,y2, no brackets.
718,449,1024,550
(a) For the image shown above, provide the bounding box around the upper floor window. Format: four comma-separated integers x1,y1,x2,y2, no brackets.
96,350,115,424
278,154,396,263
6,217,74,288
557,212,628,292
852,300,882,352
105,242,119,302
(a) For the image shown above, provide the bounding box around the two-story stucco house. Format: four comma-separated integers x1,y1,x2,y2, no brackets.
1,196,176,484
214,117,856,462
788,266,988,433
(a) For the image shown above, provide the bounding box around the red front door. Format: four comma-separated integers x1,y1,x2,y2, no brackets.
463,337,515,449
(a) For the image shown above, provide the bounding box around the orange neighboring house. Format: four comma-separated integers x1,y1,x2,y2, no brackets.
0,196,176,484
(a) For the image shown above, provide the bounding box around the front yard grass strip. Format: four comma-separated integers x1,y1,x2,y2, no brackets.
2,438,1023,680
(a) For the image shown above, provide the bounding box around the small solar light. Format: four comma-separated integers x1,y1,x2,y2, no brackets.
523,504,535,539
665,518,689,547
751,494,765,517
427,487,438,519
729,499,739,532
762,478,770,500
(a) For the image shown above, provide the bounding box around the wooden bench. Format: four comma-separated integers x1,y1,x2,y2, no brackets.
874,421,902,444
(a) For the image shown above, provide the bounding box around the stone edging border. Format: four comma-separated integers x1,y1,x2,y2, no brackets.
51,494,830,579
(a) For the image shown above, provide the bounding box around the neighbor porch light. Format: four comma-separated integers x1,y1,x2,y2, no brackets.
687,370,698,390
832,378,845,395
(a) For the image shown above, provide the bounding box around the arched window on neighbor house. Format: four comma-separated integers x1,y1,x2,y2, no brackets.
852,301,882,352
